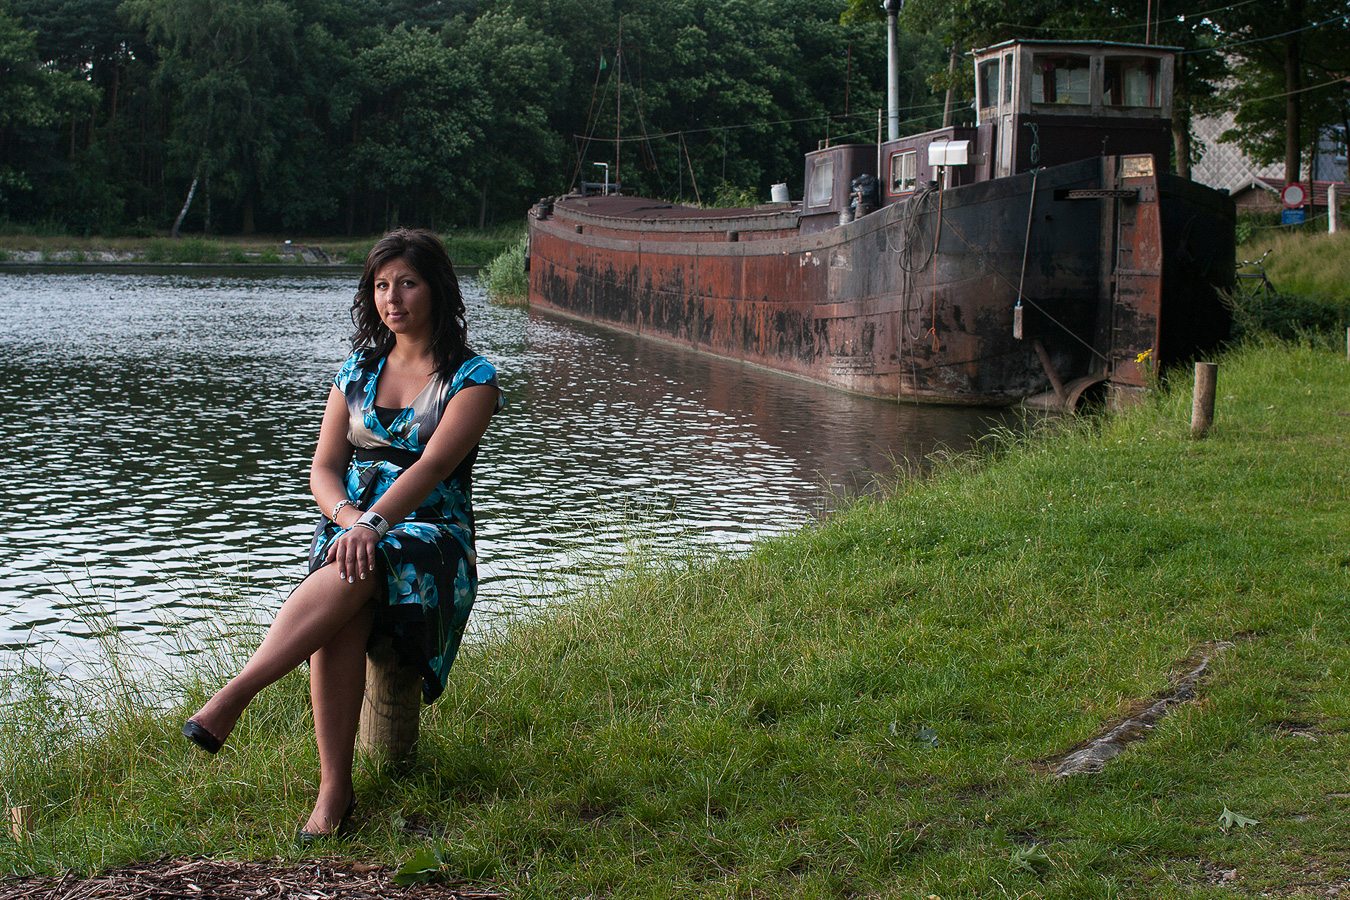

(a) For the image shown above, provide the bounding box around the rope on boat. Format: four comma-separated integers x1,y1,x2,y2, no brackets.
888,182,942,402
889,182,941,345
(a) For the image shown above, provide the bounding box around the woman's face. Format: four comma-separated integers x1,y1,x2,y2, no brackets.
373,257,434,340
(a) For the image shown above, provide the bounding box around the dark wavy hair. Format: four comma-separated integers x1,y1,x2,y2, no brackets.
350,228,470,377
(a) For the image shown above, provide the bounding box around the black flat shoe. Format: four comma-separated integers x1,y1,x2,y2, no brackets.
182,719,224,755
297,793,357,845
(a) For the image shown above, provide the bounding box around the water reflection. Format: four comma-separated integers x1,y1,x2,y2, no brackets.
0,270,1011,669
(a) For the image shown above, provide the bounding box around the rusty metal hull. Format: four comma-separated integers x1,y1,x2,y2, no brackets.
527,155,1234,406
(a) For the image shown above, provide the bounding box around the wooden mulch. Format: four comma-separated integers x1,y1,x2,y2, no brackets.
0,858,503,900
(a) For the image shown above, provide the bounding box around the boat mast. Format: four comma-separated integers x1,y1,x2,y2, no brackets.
884,0,902,140
615,17,622,193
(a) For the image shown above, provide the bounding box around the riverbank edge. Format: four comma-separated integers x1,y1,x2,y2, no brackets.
1,339,1347,899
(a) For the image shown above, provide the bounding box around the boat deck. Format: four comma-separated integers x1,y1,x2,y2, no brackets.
550,195,801,239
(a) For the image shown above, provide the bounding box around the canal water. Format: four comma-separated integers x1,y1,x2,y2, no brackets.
0,269,1011,672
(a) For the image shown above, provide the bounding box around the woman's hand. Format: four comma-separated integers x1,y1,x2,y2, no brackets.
326,524,379,584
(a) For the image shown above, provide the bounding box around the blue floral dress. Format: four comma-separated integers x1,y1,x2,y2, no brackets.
308,348,501,702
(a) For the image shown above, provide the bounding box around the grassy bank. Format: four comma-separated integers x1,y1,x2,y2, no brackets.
0,226,522,269
1237,229,1350,307
2,338,1348,898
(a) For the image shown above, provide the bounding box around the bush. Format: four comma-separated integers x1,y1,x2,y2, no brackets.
143,239,170,262
483,235,529,307
170,238,221,263
343,245,373,265
710,183,760,208
1225,286,1350,341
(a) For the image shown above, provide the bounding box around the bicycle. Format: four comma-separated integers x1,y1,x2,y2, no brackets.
1235,249,1275,300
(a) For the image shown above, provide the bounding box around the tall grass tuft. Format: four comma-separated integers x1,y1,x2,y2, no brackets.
483,235,529,307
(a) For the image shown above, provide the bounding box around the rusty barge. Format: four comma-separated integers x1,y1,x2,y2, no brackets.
527,39,1235,407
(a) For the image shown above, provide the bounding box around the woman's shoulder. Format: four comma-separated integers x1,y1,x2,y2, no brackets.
333,346,381,391
452,354,497,387
446,354,503,410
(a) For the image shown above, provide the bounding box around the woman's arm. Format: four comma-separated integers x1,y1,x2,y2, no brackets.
322,382,499,582
310,387,360,529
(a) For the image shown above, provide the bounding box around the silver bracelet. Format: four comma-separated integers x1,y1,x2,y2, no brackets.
356,511,390,539
332,498,355,520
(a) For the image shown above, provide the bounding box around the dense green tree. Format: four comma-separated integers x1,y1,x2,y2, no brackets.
122,0,302,233
565,0,911,204
1210,0,1350,183
0,1,97,219
450,10,569,225
10,0,1297,234
344,24,485,231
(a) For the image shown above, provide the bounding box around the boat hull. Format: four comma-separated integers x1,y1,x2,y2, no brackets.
527,154,1234,406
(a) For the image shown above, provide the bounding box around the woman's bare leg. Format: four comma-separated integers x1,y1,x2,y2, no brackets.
302,601,374,834
187,566,377,748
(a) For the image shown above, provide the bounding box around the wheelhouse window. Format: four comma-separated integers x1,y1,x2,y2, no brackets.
1033,54,1090,105
977,59,999,110
808,157,834,207
890,149,917,194
1001,52,1014,105
1104,58,1159,108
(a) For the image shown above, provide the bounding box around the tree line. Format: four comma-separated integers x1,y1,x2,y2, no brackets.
2,0,1346,238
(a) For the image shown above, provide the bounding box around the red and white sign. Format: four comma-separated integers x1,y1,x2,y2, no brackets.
1281,182,1307,208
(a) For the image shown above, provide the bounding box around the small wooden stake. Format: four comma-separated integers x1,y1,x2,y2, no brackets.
357,635,421,764
1191,361,1218,439
10,806,32,842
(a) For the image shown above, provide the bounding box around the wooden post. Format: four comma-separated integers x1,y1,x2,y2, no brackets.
1191,361,1218,439
357,635,421,763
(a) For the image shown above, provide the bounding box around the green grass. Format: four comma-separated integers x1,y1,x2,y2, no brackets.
1238,229,1350,305
3,338,1349,898
483,234,529,307
443,225,523,269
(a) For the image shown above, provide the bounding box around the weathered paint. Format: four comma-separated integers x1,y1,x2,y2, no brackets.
528,154,1234,406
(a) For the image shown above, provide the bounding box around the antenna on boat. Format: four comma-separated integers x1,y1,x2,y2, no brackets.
884,0,903,141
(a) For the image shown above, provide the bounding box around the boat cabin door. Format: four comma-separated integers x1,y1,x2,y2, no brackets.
976,49,1017,177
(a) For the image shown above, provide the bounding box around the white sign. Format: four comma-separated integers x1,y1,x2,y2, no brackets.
1281,182,1307,208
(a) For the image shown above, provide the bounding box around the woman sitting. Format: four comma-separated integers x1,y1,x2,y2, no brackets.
183,228,502,840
